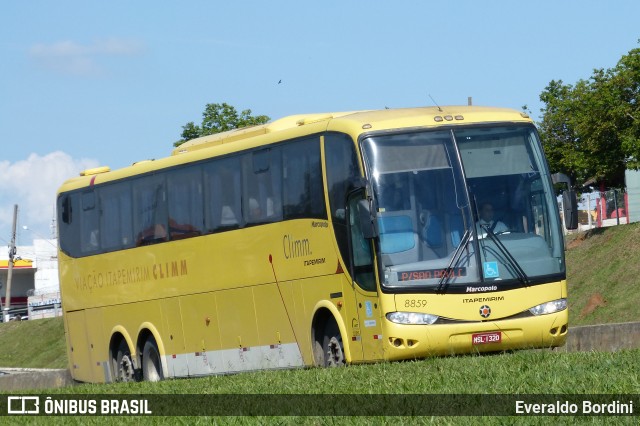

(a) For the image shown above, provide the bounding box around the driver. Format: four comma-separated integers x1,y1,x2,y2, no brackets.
476,202,508,234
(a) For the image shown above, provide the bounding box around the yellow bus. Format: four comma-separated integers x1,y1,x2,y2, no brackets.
57,106,572,383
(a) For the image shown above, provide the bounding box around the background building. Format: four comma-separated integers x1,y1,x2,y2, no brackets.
0,238,60,320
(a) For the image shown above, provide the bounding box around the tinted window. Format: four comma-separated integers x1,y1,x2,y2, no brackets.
100,183,133,250
133,175,168,246
324,133,360,263
58,193,80,257
204,155,243,232
282,138,326,220
243,148,283,225
80,191,99,254
167,165,204,239
58,135,332,258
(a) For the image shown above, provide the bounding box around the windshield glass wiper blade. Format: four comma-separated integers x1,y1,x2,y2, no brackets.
481,225,530,285
436,229,471,293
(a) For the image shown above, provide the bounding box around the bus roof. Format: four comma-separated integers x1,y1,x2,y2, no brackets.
170,110,362,156
171,106,530,156
60,106,532,193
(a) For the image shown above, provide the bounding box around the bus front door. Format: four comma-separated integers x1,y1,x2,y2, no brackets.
347,192,384,361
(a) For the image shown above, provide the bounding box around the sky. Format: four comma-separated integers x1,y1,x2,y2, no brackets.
1,0,639,248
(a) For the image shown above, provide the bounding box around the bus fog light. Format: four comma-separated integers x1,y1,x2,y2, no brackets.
386,311,439,325
529,298,567,316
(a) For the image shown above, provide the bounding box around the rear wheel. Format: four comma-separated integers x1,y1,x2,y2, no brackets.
113,340,135,382
321,319,345,367
142,337,164,382
312,334,325,367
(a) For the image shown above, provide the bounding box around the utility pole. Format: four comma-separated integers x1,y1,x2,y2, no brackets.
3,204,17,322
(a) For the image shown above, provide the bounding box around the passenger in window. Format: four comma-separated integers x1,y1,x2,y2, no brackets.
88,229,99,249
220,205,238,226
168,217,200,240
249,197,275,221
248,197,260,221
265,197,275,217
137,224,167,245
476,202,508,235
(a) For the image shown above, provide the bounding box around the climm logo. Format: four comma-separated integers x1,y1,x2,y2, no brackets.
283,234,311,259
152,260,188,280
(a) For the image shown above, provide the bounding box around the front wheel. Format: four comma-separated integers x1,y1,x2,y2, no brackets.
142,337,164,382
321,319,346,367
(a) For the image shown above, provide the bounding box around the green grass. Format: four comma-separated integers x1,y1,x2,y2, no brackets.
0,317,67,369
4,350,640,424
52,348,640,395
566,222,640,326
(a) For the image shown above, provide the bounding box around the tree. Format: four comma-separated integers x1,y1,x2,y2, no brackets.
614,49,640,170
174,102,270,147
538,46,640,188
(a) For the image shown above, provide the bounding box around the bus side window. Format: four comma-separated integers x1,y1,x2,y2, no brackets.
282,138,326,220
167,165,204,240
204,156,242,232
244,148,282,225
58,193,81,257
100,182,133,250
80,191,100,253
133,175,168,246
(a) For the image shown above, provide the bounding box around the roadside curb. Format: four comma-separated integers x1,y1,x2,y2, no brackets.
0,368,75,391
560,321,640,352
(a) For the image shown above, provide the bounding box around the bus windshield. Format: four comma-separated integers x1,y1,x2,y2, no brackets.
362,124,565,291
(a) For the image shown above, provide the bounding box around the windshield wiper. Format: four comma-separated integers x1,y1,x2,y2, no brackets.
436,229,471,294
481,225,530,285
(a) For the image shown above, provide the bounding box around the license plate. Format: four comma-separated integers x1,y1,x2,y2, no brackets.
472,331,501,345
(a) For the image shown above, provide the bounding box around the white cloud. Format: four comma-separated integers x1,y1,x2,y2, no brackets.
29,38,145,76
0,152,99,244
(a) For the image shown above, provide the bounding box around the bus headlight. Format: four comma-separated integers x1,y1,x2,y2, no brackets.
529,298,567,316
386,312,439,325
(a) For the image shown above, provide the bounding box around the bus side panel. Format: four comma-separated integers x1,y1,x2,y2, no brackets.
65,310,94,383
101,300,165,366
216,287,261,373
295,274,358,364
161,298,188,378
290,278,318,366
252,283,304,368
179,293,221,376
85,308,109,382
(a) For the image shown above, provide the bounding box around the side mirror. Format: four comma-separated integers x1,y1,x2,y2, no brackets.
552,173,578,230
552,173,572,196
562,189,578,230
356,198,378,239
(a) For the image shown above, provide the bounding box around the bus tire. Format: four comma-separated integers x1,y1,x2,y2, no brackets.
113,340,135,382
312,337,324,367
142,337,164,382
322,318,345,367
